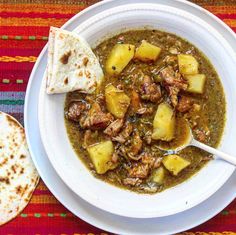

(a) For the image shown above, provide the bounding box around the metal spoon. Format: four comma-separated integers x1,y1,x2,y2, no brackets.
159,119,236,165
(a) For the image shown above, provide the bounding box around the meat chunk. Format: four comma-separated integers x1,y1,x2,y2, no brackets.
160,66,188,90
141,152,156,167
67,101,87,122
129,131,143,157
82,130,92,148
195,129,208,142
104,119,124,137
177,96,194,113
160,67,188,107
136,107,154,115
128,163,149,179
80,102,113,130
165,85,179,107
112,122,133,143
140,75,162,103
123,177,142,186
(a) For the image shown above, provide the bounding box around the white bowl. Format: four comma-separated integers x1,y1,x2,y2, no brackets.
38,3,236,218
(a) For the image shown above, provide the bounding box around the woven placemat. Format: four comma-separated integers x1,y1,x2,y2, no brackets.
0,0,235,234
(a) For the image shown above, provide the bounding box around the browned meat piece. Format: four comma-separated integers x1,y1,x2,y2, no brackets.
141,152,156,167
80,102,113,130
195,129,208,142
130,89,141,113
123,178,142,186
82,130,92,148
128,163,149,179
136,107,154,115
143,132,152,144
104,119,124,137
140,75,162,103
177,96,194,113
130,131,142,155
160,67,188,90
201,155,213,161
67,101,87,122
112,122,133,143
165,85,179,107
111,152,119,163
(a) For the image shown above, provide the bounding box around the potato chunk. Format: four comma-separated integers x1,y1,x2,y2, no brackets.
87,141,117,174
178,54,199,75
105,84,130,118
152,103,175,141
163,154,190,176
185,74,206,94
134,40,161,62
106,44,135,76
151,167,165,184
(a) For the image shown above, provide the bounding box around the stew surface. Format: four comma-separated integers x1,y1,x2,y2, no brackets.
65,30,226,194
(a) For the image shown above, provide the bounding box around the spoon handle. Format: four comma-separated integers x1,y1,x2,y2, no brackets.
191,139,236,165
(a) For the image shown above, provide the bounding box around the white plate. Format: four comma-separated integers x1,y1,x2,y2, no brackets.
38,1,236,218
24,0,236,234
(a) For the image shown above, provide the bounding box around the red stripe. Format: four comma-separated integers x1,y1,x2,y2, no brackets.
0,26,50,36
0,48,41,56
216,13,236,19
0,11,75,19
33,190,52,195
0,62,35,71
0,40,47,49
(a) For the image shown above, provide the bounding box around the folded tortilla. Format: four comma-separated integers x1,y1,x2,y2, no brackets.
0,112,39,225
46,27,104,94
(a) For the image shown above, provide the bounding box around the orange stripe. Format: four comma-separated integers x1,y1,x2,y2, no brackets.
0,17,67,27
36,181,49,191
0,4,86,14
204,5,236,14
223,19,236,27
30,195,59,204
0,56,37,62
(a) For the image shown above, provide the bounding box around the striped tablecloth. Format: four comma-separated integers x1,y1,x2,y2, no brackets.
0,0,235,234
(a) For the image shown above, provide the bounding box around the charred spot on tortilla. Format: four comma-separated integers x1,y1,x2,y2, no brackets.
85,70,91,79
20,154,25,159
10,155,14,159
83,57,89,66
0,158,8,167
78,71,83,77
64,77,69,85
0,177,10,185
11,165,17,174
60,51,71,64
20,167,24,174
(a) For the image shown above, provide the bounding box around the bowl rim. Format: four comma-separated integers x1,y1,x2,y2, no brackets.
38,3,236,218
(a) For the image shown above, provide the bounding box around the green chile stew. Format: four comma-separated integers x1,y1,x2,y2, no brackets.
64,30,226,194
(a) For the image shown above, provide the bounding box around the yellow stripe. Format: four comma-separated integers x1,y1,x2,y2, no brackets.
204,5,236,14
30,195,59,204
0,56,37,62
0,17,67,27
0,4,86,14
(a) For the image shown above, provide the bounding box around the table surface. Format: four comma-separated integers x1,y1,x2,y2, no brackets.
0,0,236,234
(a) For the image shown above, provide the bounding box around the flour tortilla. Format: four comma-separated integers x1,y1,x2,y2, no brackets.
0,112,39,225
46,27,104,94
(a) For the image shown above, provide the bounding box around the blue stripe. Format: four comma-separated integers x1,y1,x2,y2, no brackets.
0,92,25,100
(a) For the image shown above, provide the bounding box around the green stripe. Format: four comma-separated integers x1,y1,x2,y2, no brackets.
60,213,67,217
47,213,54,217
34,213,41,218
2,35,8,40
29,36,36,40
0,100,24,105
15,36,22,40
20,213,27,218
221,210,229,215
42,36,48,40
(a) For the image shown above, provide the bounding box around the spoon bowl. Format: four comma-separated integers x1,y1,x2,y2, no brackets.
158,118,236,165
